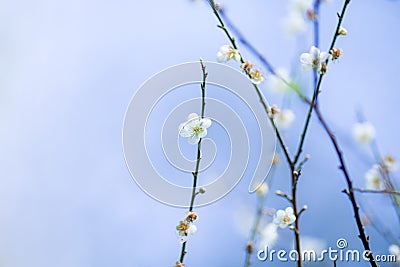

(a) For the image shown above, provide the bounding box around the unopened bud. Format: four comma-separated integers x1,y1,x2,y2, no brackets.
338,26,347,35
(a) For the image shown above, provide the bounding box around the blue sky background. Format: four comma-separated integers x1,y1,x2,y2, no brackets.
1,0,399,266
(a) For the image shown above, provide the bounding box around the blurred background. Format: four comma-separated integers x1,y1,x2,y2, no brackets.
0,0,399,266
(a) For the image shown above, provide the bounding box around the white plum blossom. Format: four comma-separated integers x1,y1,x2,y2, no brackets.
283,12,307,36
365,164,383,190
267,68,291,94
179,113,212,144
352,121,376,145
275,109,296,130
389,244,400,264
217,45,241,62
383,156,398,172
258,223,279,249
273,207,296,229
256,183,269,197
300,46,331,73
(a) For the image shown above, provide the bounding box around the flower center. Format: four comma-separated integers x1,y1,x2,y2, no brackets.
283,215,291,224
312,58,320,67
192,126,202,136
372,177,380,187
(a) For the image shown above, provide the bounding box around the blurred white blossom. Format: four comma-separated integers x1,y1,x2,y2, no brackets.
383,156,398,172
233,204,256,237
273,207,296,229
275,109,296,130
217,45,241,62
389,244,400,264
283,12,307,36
352,121,376,145
258,223,278,248
300,46,331,73
256,183,269,197
267,68,291,94
179,113,212,144
289,0,312,13
365,164,383,191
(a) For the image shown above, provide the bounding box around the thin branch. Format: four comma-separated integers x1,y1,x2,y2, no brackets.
353,188,400,196
206,0,292,166
315,105,378,267
291,169,303,267
218,8,309,103
293,0,349,165
178,60,208,264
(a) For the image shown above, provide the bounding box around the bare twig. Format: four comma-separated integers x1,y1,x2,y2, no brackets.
178,60,208,264
206,0,292,166
353,188,400,196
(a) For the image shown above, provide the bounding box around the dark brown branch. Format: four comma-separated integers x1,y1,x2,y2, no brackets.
178,60,208,264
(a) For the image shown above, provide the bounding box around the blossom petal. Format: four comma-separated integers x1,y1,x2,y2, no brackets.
188,113,199,120
217,52,226,63
187,224,197,235
179,126,193,137
309,46,320,59
285,207,294,215
279,222,288,229
300,53,312,65
200,118,212,128
188,136,200,145
198,129,207,138
276,209,286,219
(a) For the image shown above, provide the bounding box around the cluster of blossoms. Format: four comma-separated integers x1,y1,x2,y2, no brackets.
364,156,398,190
176,211,198,244
179,113,212,144
216,45,264,84
240,61,265,84
273,207,297,229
